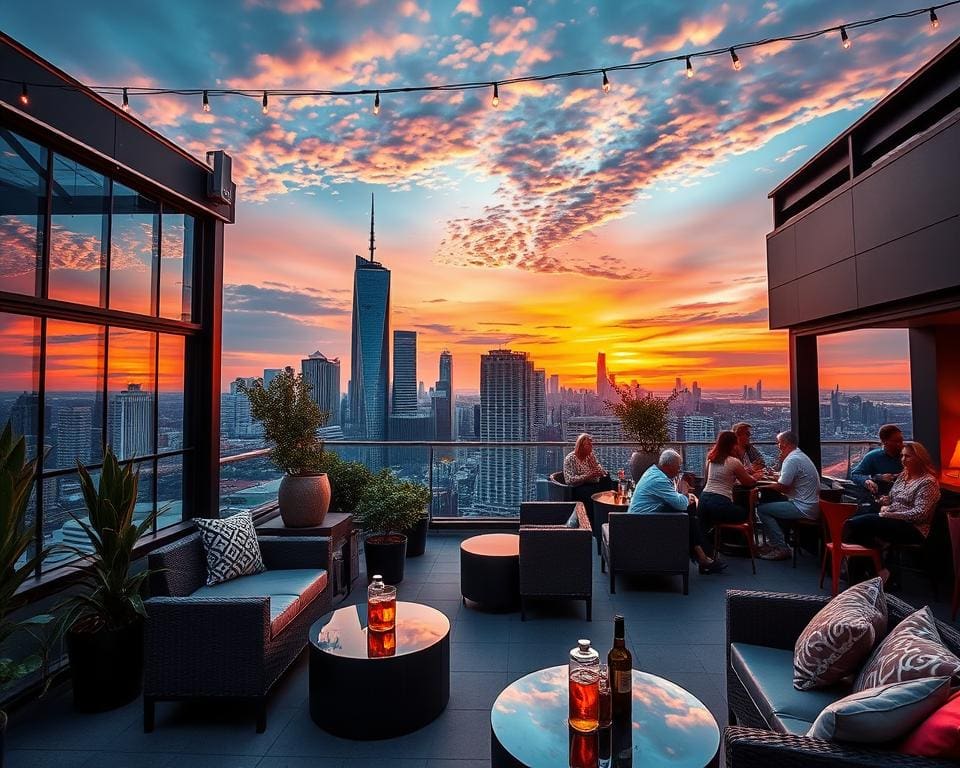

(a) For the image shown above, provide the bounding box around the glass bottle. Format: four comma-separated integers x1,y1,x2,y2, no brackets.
569,639,601,732
598,665,612,727
367,574,397,632
569,727,599,768
608,615,632,718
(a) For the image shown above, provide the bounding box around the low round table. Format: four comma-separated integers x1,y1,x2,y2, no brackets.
309,601,450,739
460,533,520,610
592,491,628,554
491,665,720,768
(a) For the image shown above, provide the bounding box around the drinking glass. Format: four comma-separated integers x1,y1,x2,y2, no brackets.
367,583,397,632
598,665,612,727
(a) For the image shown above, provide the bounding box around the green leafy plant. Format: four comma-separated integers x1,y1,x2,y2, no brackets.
0,423,54,693
60,448,160,633
354,470,430,540
607,382,675,454
319,452,374,516
237,367,329,475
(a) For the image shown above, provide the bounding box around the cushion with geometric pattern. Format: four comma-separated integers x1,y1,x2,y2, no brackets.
193,511,266,586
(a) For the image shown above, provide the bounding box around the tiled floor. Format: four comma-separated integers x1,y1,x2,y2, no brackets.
8,531,955,767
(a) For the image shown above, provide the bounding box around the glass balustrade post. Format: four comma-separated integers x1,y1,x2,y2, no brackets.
429,445,435,517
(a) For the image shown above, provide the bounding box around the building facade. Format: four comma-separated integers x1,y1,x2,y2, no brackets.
301,351,341,426
349,254,390,440
392,330,417,416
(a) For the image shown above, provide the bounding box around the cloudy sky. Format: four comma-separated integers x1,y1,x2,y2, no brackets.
3,0,949,392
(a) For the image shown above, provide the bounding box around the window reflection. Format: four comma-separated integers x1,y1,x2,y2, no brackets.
109,183,159,315
49,157,108,307
158,334,186,450
160,211,195,321
0,129,46,297
107,328,156,461
43,469,98,572
157,455,183,532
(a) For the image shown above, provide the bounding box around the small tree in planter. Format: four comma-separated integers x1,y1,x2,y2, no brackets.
354,470,430,584
238,368,330,527
607,382,676,481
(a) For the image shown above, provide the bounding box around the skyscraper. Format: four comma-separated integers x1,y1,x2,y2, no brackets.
108,383,152,460
549,374,560,397
680,414,716,475
301,352,341,426
349,196,390,441
533,369,546,439
57,406,92,471
433,349,454,441
392,330,417,416
263,368,282,388
597,352,612,401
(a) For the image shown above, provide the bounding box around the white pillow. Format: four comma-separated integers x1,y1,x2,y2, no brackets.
193,511,266,586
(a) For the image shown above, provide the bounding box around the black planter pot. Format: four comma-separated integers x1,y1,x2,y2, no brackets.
364,534,407,584
66,618,144,712
405,516,429,558
0,710,6,768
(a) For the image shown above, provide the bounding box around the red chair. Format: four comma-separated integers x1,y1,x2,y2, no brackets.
714,487,759,575
819,499,884,596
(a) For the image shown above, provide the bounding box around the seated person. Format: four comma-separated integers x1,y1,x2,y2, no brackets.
562,433,614,513
699,430,758,530
845,440,941,584
757,430,821,561
732,422,765,472
848,424,904,511
628,449,724,574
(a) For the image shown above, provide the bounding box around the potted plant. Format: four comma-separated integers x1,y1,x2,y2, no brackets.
0,424,55,763
319,452,373,518
607,382,676,481
238,368,331,527
354,470,430,584
59,448,159,712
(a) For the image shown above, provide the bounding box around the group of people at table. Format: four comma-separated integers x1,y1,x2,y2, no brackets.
562,422,942,585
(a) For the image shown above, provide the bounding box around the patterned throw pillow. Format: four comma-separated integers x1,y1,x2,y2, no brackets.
193,511,266,586
855,606,960,693
794,577,887,690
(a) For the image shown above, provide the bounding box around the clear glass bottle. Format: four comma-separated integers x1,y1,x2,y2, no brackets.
569,639,601,732
367,574,397,632
598,664,612,727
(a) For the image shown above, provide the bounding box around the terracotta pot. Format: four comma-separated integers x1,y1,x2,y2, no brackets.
278,472,331,527
629,450,658,482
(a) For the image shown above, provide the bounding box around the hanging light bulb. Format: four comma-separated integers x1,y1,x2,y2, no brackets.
373,91,380,115
202,90,210,112
730,47,742,71
930,8,940,29
685,56,694,78
601,70,611,93
122,88,130,112
840,26,851,49
262,91,268,114
491,82,500,108
19,82,29,106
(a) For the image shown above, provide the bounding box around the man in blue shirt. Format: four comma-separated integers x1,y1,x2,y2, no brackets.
629,449,725,574
851,424,904,504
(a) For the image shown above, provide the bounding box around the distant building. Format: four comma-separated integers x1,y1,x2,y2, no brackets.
350,249,390,440
57,406,93,471
564,415,628,475
680,414,716,475
549,374,560,396
533,369,546,439
433,349,454,441
109,383,152,460
301,352,341,426
263,368,282,387
392,330,417,416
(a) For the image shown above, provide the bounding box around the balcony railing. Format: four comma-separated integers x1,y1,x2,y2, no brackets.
218,439,876,521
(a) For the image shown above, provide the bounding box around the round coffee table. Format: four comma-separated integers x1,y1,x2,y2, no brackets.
460,533,520,610
491,665,720,767
592,491,628,554
309,601,450,739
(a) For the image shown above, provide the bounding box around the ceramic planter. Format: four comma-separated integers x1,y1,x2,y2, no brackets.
278,472,331,527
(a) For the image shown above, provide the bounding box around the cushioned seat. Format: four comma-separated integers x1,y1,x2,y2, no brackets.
193,569,327,637
730,642,849,734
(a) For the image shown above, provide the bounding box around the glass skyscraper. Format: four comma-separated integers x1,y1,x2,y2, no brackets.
392,330,417,416
350,254,390,440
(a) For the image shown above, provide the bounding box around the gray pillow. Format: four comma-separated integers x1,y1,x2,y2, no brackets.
808,676,951,742
565,510,580,528
193,511,266,586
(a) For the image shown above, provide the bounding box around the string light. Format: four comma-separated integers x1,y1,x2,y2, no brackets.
202,90,210,112
491,82,500,108
930,8,941,27
730,47,742,70
685,56,694,78
122,87,129,112
602,70,611,93
840,26,852,49
261,91,268,114
20,82,28,106
373,91,380,115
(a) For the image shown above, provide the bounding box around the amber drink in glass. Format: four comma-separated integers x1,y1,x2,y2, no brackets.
569,639,600,732
367,575,397,632
598,665,612,727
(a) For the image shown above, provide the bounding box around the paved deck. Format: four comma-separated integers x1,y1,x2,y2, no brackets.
8,531,954,767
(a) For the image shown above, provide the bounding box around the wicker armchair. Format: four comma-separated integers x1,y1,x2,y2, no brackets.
547,471,574,502
143,532,333,733
518,502,592,621
725,589,960,767
601,511,690,595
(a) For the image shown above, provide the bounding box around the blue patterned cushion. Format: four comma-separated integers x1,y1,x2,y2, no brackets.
193,511,266,586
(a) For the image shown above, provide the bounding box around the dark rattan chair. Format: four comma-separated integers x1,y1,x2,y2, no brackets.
547,471,574,502
725,589,960,767
601,511,690,595
143,532,333,732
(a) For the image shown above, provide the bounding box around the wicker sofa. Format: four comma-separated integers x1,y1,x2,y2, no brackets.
725,589,960,767
143,532,333,732
600,511,690,595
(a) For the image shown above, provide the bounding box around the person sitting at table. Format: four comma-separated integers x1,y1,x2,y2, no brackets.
629,449,725,574
699,430,758,531
844,440,940,584
848,424,904,512
756,430,822,561
732,422,765,472
563,433,614,513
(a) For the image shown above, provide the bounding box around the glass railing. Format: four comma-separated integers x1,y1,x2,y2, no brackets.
219,439,877,520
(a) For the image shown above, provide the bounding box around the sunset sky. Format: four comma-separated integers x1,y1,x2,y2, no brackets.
4,0,948,393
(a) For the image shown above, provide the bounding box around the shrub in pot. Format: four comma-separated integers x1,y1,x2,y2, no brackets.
607,382,675,481
354,471,430,584
319,452,374,518
59,449,160,712
237,368,331,527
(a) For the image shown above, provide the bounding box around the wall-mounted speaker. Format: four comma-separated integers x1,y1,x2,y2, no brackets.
205,150,233,204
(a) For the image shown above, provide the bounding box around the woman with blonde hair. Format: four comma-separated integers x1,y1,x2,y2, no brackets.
562,433,614,512
845,440,941,584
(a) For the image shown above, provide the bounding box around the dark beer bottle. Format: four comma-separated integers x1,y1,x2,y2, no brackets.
607,615,632,717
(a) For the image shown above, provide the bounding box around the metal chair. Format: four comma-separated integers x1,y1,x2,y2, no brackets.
787,516,822,568
713,487,760,575
818,499,883,596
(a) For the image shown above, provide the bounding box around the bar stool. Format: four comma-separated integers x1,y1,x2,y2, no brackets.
714,487,760,575
819,500,884,596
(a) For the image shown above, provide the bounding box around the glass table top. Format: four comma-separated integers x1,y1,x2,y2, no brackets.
461,533,520,556
312,601,449,660
491,665,719,767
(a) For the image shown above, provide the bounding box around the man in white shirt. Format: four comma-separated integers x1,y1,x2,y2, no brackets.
757,430,821,561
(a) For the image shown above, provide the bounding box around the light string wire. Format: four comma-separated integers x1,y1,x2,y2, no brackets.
4,1,958,108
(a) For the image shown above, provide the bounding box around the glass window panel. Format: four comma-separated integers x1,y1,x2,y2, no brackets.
43,469,97,572
157,454,183,530
0,130,46,296
133,459,155,525
45,319,105,471
158,334,185,450
48,157,108,306
107,328,156,461
109,183,159,315
0,313,41,460
160,210,195,321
